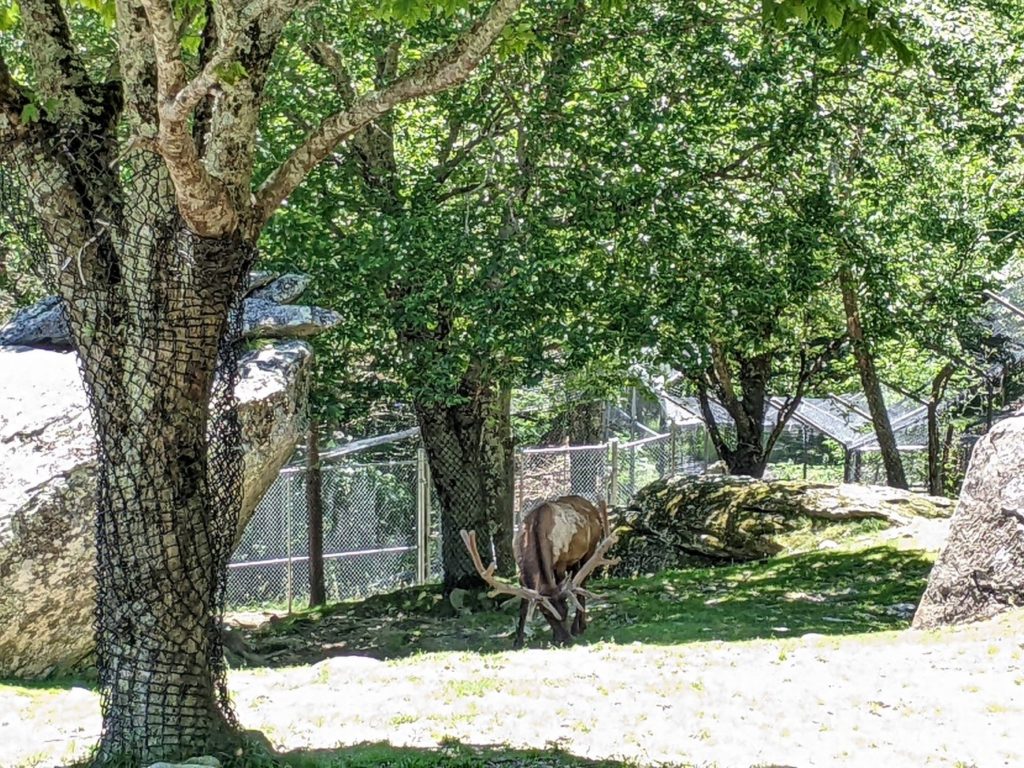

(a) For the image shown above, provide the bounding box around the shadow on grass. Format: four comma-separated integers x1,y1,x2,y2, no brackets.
64,739,652,768
0,674,95,692
255,740,656,768
237,545,933,667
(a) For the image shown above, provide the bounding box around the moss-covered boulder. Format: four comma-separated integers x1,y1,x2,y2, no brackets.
610,475,954,577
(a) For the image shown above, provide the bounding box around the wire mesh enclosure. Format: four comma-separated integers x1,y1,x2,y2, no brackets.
228,452,439,610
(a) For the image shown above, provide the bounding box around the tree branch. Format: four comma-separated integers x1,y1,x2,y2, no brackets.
139,0,240,236
765,336,846,457
255,0,523,226
696,380,731,464
18,0,92,113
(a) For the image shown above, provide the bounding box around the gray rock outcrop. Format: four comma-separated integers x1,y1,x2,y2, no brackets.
611,475,954,577
913,410,1024,629
0,341,312,677
0,271,339,348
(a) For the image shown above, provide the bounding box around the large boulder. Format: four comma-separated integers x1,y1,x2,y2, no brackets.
913,410,1024,629
0,341,312,677
610,475,954,577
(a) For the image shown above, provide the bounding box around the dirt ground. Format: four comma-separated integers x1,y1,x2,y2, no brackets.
2,518,1022,768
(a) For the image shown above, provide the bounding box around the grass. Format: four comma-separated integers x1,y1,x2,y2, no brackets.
234,543,933,666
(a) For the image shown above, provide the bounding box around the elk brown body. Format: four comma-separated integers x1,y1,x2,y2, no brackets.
514,495,609,647
460,494,618,649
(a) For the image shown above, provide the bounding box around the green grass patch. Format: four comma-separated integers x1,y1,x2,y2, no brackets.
237,542,934,666
239,741,660,768
588,545,933,645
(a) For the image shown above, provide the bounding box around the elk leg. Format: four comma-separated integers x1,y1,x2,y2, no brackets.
571,591,587,636
543,602,574,646
513,598,529,649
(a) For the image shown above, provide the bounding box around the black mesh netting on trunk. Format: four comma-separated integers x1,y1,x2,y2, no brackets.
2,132,253,764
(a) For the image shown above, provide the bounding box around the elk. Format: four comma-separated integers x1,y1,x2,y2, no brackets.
461,495,619,648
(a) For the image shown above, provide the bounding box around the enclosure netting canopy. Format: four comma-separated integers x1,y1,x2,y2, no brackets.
660,384,931,455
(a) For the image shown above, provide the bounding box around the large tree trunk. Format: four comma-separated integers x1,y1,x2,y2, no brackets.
481,386,516,577
696,349,771,479
839,265,908,489
80,229,250,763
416,382,516,591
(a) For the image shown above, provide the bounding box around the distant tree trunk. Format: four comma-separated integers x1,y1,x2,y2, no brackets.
927,364,955,497
839,265,908,489
416,380,515,591
557,398,605,497
481,386,515,577
695,347,772,478
306,418,326,607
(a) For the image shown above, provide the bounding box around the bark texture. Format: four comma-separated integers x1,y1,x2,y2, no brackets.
416,384,516,591
913,410,1024,629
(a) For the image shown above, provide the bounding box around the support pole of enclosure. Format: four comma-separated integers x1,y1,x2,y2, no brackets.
801,425,808,480
629,389,638,494
416,447,430,584
285,473,294,613
670,422,678,475
609,438,619,506
516,449,525,523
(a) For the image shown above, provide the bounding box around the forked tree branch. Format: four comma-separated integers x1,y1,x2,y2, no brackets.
254,0,523,226
139,0,241,237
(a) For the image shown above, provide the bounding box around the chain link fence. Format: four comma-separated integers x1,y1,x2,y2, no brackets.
232,411,944,610
227,450,439,610
229,426,716,609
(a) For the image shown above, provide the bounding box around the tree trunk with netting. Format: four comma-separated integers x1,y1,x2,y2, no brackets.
839,265,908,490
481,387,516,577
416,383,516,591
0,0,524,760
7,139,251,761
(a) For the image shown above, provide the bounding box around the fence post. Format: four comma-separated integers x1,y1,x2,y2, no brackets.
608,438,619,506
516,449,525,522
285,472,293,613
669,422,678,476
416,447,430,584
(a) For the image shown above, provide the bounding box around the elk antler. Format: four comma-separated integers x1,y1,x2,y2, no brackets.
459,529,563,620
558,530,621,607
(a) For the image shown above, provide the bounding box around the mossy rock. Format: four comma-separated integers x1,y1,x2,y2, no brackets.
609,475,954,577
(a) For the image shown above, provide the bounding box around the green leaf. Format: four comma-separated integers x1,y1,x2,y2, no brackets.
0,1,19,31
213,61,249,87
20,102,40,124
